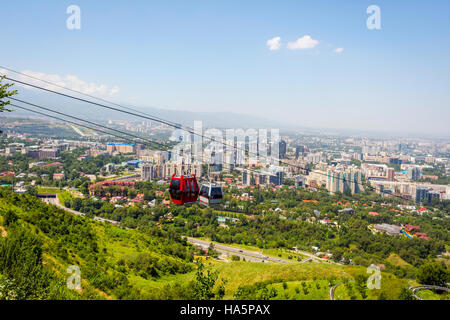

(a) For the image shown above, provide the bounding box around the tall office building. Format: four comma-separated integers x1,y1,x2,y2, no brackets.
279,140,287,159
427,191,440,203
387,168,395,182
269,171,284,186
295,146,305,159
141,163,154,181
389,157,402,166
408,167,420,181
415,187,429,203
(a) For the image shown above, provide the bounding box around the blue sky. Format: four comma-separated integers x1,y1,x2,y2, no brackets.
1,0,450,136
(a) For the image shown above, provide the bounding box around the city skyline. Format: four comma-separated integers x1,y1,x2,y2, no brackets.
1,0,449,136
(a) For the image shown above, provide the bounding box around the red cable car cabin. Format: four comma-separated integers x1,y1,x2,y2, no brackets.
169,174,199,205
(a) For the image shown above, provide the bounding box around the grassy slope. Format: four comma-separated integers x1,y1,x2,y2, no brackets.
333,276,417,300
387,253,413,267
0,192,420,300
417,289,449,300
0,193,192,299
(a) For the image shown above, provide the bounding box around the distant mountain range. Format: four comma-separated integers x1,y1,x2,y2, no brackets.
8,90,449,140
10,90,287,130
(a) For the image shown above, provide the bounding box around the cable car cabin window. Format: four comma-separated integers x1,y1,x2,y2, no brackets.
169,179,181,201
184,180,192,197
210,187,223,200
200,185,209,197
188,180,194,197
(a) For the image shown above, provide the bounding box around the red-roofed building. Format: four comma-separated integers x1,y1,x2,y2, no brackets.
404,225,420,233
53,173,65,181
42,162,63,168
131,193,145,203
415,232,427,237
89,180,136,196
369,212,379,216
0,171,15,177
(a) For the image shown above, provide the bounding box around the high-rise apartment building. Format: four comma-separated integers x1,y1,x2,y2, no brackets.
279,140,287,159
295,146,305,159
107,143,136,154
415,187,429,203
326,166,364,194
387,168,395,182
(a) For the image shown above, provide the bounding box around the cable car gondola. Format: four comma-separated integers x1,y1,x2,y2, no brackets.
169,174,199,205
199,183,223,206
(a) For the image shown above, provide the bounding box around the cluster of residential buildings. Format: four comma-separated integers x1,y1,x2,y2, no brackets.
141,161,203,181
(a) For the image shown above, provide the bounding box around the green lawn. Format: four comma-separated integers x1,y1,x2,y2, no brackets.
57,190,74,205
416,289,450,300
37,186,63,193
386,253,412,267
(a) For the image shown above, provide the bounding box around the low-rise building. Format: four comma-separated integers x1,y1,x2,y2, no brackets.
372,223,402,236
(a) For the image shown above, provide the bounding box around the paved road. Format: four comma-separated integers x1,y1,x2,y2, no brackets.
41,195,119,225
409,285,449,300
293,248,342,265
185,237,291,263
329,282,343,300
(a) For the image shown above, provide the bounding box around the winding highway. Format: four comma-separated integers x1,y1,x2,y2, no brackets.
329,282,343,300
39,194,119,225
409,285,449,300
184,237,292,263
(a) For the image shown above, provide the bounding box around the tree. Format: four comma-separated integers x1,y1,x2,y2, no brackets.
416,261,449,286
192,261,222,300
0,76,17,133
355,274,368,299
3,210,18,226
207,243,219,258
398,286,414,300
0,226,50,299
72,198,83,211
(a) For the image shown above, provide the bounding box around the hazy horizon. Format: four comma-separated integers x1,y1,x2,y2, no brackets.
1,0,449,136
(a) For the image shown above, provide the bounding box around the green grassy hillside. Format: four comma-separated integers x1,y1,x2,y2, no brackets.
0,189,426,300
0,189,194,299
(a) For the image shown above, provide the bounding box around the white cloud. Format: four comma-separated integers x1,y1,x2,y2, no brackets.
266,36,281,51
334,47,344,54
0,68,120,97
109,85,120,96
287,35,319,50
